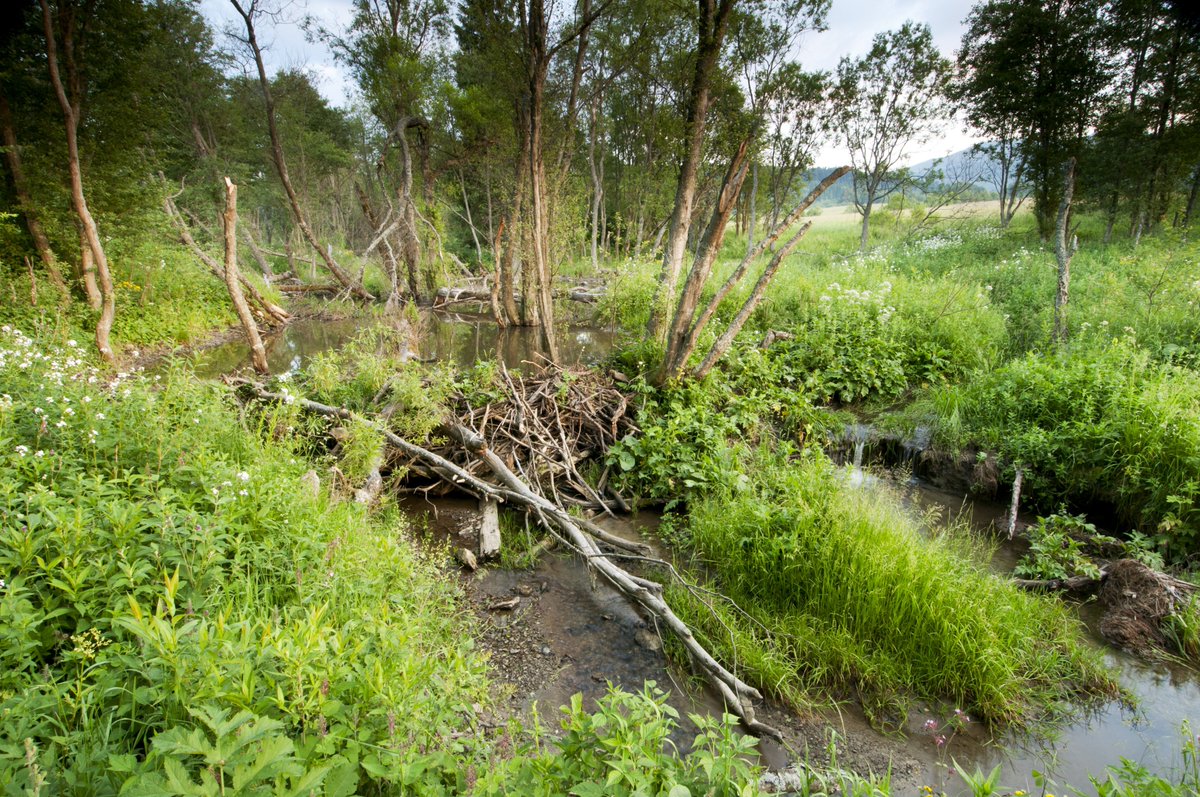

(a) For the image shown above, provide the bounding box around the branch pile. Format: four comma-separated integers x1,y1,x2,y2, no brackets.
398,363,636,511
232,379,780,739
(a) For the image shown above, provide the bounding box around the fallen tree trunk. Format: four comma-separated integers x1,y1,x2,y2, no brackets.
235,381,778,738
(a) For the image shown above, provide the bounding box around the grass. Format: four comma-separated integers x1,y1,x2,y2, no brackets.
671,449,1116,729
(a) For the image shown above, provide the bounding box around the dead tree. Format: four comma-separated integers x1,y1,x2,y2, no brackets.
658,166,851,383
229,0,372,301
40,0,114,362
1053,157,1077,347
222,178,269,374
164,192,290,326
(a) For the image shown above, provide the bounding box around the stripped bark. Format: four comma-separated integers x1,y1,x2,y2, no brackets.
1006,466,1024,540
645,0,738,344
241,225,274,284
662,166,850,382
221,178,269,374
40,0,114,361
229,0,371,300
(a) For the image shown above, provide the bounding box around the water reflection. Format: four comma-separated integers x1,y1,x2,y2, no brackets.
189,311,617,379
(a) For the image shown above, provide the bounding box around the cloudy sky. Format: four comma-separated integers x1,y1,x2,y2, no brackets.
200,0,982,166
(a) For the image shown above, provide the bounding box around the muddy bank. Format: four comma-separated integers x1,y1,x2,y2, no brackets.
400,496,926,786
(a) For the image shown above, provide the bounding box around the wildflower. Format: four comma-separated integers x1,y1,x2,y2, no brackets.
82,395,91,403
96,413,105,420
212,487,220,497
237,471,250,482
55,420,66,428
923,719,938,732
15,445,28,457
934,734,946,747
34,450,43,458
0,578,6,589
238,489,248,497
67,339,77,347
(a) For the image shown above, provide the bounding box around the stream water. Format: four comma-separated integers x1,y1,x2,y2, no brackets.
197,316,1198,793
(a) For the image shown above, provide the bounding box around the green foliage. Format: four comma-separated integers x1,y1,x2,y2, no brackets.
477,684,762,797
1089,723,1200,797
931,341,1200,559
0,327,491,792
678,450,1114,728
304,322,450,441
1015,514,1104,581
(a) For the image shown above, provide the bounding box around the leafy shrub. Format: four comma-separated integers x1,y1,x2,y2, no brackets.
931,340,1200,560
0,326,491,793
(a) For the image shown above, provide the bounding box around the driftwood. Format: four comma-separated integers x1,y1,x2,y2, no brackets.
237,381,779,738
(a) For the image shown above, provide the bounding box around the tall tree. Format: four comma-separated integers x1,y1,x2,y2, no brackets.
229,0,372,299
39,0,115,362
832,22,951,251
957,0,1110,239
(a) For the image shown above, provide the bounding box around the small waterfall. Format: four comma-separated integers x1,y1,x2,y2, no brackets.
845,423,870,487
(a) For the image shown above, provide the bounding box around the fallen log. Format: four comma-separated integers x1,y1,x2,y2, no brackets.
236,380,778,738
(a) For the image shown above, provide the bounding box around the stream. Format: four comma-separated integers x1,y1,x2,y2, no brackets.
199,315,1198,794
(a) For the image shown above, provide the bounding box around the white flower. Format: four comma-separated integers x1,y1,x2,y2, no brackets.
15,445,28,457
67,339,77,348
238,489,248,497
82,395,92,403
55,420,66,428
96,413,105,420
237,471,250,482
34,450,43,458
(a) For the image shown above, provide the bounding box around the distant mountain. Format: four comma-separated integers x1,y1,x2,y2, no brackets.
801,145,1000,207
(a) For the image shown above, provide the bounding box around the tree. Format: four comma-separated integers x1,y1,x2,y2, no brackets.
328,0,451,308
957,0,1110,239
38,0,116,362
832,22,951,251
229,0,372,300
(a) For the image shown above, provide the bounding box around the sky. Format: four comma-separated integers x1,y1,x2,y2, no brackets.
199,0,983,167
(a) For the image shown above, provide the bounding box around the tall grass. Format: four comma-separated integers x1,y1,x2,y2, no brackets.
677,450,1115,727
930,339,1200,558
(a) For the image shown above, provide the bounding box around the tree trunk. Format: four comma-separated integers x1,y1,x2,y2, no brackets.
858,196,873,252
669,166,850,382
1184,164,1200,228
645,0,737,344
393,119,423,302
588,93,603,271
77,226,101,309
1053,157,1076,347
40,0,114,362
525,0,559,361
745,160,758,258
0,90,69,301
230,0,371,300
222,178,269,374
660,139,751,379
461,172,483,264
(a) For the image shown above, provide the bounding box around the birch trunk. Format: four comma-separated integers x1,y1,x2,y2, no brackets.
1053,158,1076,347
